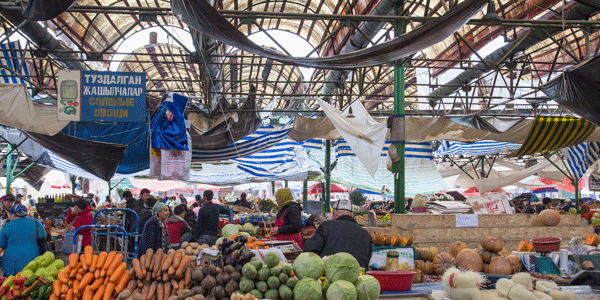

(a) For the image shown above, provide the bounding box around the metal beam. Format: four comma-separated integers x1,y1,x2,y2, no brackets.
0,7,87,71
428,3,598,104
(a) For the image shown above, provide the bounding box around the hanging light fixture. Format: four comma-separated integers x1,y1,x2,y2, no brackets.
481,0,502,26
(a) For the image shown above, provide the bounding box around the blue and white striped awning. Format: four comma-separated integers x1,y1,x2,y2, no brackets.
564,142,600,180
435,140,521,156
0,41,31,85
44,152,145,180
192,120,293,162
334,139,433,160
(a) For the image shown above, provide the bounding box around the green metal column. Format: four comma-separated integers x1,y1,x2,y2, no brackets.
392,3,406,214
324,140,331,214
285,180,288,188
5,143,11,195
573,177,580,210
303,179,308,207
271,181,276,197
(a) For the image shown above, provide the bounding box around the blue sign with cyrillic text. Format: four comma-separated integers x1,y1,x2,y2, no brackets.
80,71,146,122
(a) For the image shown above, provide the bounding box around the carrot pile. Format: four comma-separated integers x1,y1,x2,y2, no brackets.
127,248,192,300
53,246,131,300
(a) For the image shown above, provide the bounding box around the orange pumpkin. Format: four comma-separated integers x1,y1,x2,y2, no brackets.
539,209,561,226
372,232,385,245
422,261,435,275
489,256,512,275
483,263,490,273
481,236,503,253
455,249,483,272
432,253,455,275
415,260,425,272
449,241,468,258
479,249,499,264
586,233,600,247
506,255,523,273
499,250,510,257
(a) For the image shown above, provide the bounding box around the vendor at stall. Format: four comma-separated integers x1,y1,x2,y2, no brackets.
193,190,228,246
138,202,170,258
270,188,303,248
0,194,15,221
303,200,372,269
0,204,45,276
65,199,94,248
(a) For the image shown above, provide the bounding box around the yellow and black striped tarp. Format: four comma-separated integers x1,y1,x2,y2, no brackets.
511,116,596,157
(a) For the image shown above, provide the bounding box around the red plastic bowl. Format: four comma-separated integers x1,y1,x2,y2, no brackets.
531,237,562,253
367,270,415,292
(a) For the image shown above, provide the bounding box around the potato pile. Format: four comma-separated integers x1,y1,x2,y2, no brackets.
181,242,210,267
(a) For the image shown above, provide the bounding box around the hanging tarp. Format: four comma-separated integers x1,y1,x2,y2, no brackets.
151,92,190,150
24,131,127,181
563,142,600,180
193,86,262,149
14,158,49,191
316,99,387,176
61,121,149,174
511,116,596,157
541,56,600,127
40,151,146,180
443,115,525,134
307,142,446,196
435,140,521,156
22,0,80,21
188,145,315,185
171,0,487,69
192,120,292,162
0,84,69,135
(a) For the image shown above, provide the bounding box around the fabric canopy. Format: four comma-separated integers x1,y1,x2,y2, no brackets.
511,116,596,157
443,115,525,134
25,131,127,181
316,99,387,176
172,0,487,69
0,84,68,135
435,140,521,156
22,0,80,21
541,56,600,127
564,142,600,180
194,86,262,149
192,120,292,162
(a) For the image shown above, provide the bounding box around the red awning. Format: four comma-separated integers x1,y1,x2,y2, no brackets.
307,183,348,195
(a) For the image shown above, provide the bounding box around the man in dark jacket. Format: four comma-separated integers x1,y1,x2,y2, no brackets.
135,188,153,230
303,200,372,269
194,190,228,245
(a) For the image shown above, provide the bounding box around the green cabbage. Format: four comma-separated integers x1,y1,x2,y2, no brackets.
354,275,380,300
243,223,254,228
239,232,251,238
325,253,361,284
326,280,357,300
293,278,322,300
293,252,324,280
221,224,239,238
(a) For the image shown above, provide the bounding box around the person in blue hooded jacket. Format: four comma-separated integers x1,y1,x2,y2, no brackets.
0,204,46,275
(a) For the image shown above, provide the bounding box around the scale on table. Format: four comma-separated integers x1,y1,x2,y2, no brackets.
531,237,562,276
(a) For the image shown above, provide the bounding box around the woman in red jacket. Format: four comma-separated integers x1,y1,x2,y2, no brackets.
65,199,94,248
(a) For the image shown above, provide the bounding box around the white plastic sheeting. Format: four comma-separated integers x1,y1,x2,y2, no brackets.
315,99,387,176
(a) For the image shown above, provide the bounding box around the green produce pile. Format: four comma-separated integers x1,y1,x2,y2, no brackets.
22,252,64,280
0,252,63,300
